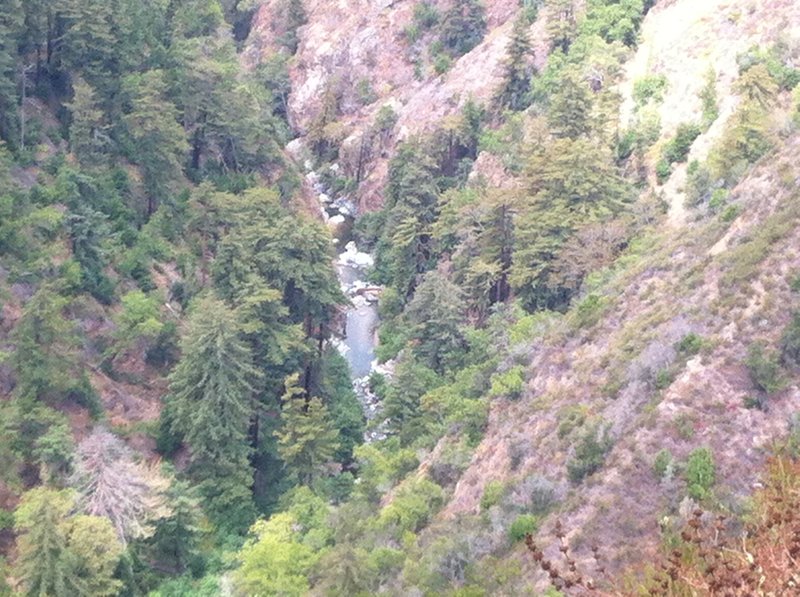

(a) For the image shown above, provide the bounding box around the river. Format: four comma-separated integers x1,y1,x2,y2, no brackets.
308,167,388,439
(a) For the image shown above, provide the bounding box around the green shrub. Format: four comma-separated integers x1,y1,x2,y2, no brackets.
676,333,704,356
662,122,702,164
781,312,800,367
700,67,719,127
686,160,713,205
567,424,613,483
745,343,786,396
557,405,587,439
654,368,674,390
789,273,800,292
720,205,739,222
653,449,673,479
480,480,505,511
413,1,440,29
705,188,728,214
489,365,525,400
508,514,538,542
655,159,671,184
573,294,607,328
433,52,452,75
633,74,668,106
684,447,715,500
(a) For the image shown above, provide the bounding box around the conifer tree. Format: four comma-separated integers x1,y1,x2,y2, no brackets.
405,269,467,374
66,77,109,165
14,489,82,597
275,373,340,485
378,139,441,298
15,488,124,597
0,1,22,147
497,15,534,111
167,296,259,528
512,137,628,310
12,284,76,402
440,0,487,58
546,0,577,53
59,0,115,86
547,67,594,139
145,478,205,575
122,69,188,216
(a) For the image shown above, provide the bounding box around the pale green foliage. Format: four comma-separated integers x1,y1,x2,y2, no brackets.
233,512,316,597
375,478,444,534
14,488,124,597
275,373,340,485
114,290,163,351
685,447,715,500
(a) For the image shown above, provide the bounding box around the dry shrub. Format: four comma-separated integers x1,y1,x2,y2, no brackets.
526,455,800,595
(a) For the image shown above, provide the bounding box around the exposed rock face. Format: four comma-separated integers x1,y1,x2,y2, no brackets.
244,0,525,209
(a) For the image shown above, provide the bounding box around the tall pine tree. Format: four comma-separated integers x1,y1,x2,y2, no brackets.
167,296,259,530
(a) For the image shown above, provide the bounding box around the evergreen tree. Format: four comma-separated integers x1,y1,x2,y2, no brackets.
497,15,534,111
145,478,205,576
167,296,259,529
14,489,82,597
546,0,577,52
547,67,594,139
377,140,441,298
440,0,487,58
66,77,109,165
66,206,114,303
14,488,124,597
275,373,340,485
0,1,22,147
122,69,188,216
59,0,115,87
405,269,467,374
12,284,76,403
383,357,442,443
512,137,628,310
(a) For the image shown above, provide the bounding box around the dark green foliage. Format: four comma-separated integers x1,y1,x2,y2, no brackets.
384,357,443,443
655,158,671,184
781,312,800,368
567,423,613,483
122,70,188,216
405,269,467,373
275,374,341,485
166,296,259,532
145,479,206,578
684,447,715,500
633,74,668,106
480,480,505,511
746,342,786,397
580,0,645,46
439,0,487,58
662,123,701,165
496,15,534,111
317,348,365,464
676,333,704,356
11,284,77,403
508,514,538,542
653,449,673,479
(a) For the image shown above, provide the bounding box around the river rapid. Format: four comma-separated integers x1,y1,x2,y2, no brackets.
307,166,389,441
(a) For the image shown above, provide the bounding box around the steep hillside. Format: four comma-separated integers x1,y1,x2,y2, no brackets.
3,0,800,595
236,0,800,592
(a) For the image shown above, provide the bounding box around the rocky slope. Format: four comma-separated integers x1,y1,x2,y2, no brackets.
240,0,800,588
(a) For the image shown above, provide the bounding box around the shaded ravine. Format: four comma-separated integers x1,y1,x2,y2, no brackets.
307,167,389,440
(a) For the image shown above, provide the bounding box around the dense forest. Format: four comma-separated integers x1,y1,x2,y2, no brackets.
1,0,800,595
